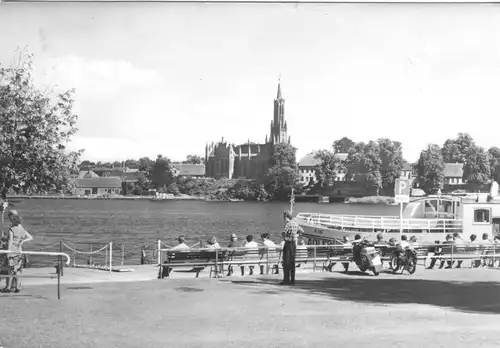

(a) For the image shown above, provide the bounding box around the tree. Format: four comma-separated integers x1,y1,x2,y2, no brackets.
112,161,122,168
346,141,382,195
265,143,298,200
313,150,341,188
183,154,204,165
441,133,475,163
463,146,491,185
124,159,138,168
488,147,500,179
377,138,404,195
150,155,173,189
333,137,355,154
138,157,154,172
0,49,83,196
417,144,445,194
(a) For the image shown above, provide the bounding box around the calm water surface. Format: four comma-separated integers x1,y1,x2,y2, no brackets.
9,199,398,267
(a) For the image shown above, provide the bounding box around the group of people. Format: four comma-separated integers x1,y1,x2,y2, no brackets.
168,211,305,285
0,209,33,293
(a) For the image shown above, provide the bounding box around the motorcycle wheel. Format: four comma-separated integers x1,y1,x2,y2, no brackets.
359,255,369,273
407,258,417,275
390,256,400,273
372,267,380,276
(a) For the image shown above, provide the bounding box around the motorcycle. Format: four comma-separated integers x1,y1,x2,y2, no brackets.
390,246,417,274
352,241,382,276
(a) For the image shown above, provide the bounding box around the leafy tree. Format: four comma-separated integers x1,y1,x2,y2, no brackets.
333,137,355,154
313,150,341,188
166,183,180,196
488,147,500,179
463,146,491,185
150,155,173,189
346,141,382,195
417,144,445,194
377,138,404,195
112,161,122,168
0,49,83,196
138,157,154,173
441,133,475,163
183,154,204,165
124,159,138,168
265,143,298,200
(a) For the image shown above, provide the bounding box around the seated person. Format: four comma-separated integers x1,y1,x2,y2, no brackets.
205,236,221,249
241,235,258,276
171,235,190,250
259,233,278,274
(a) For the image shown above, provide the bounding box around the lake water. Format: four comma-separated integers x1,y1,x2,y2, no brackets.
7,199,398,267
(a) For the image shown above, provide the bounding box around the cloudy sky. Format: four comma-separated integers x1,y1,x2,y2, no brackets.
0,3,499,163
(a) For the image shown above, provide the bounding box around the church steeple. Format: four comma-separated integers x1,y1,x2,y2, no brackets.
269,76,288,145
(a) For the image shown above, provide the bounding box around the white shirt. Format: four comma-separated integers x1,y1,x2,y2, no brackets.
171,243,190,250
206,243,221,249
263,239,276,248
244,241,259,249
399,241,410,249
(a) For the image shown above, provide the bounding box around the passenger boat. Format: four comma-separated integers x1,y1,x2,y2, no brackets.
294,184,500,244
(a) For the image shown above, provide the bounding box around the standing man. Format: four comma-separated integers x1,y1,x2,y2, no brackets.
281,211,303,285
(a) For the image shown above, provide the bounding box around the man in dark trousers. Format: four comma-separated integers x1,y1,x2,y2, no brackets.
281,211,303,285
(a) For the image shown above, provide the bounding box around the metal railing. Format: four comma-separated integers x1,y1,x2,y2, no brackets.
0,250,70,299
295,212,463,233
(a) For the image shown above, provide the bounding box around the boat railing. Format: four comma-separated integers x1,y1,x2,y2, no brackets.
295,212,462,233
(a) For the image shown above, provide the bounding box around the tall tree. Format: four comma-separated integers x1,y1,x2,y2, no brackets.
150,155,173,189
183,154,204,165
313,150,341,188
417,144,445,194
377,138,404,196
138,157,154,172
488,147,500,179
0,49,83,196
463,146,491,185
124,159,138,168
441,133,475,163
333,137,355,154
265,143,297,200
346,141,382,195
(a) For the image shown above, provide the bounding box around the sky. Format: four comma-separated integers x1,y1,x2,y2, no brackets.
0,3,499,163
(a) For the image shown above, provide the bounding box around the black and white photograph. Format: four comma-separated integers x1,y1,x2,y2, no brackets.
1,1,500,347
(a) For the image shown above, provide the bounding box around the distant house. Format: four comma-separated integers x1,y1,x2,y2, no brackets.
444,163,465,186
400,162,413,179
171,164,205,179
78,170,99,178
74,177,122,196
297,152,348,186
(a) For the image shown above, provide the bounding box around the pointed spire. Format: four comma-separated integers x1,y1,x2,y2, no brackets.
276,74,282,100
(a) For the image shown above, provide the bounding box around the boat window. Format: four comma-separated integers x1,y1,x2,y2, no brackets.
425,200,438,213
474,209,491,224
441,200,453,213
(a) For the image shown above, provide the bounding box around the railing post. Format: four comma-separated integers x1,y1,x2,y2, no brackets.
313,245,317,272
157,239,161,266
89,244,93,265
266,248,270,275
215,249,218,278
109,242,113,274
58,241,62,300
494,243,496,267
451,242,454,266
121,244,125,266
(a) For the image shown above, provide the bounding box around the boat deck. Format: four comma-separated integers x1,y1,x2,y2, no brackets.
295,212,462,233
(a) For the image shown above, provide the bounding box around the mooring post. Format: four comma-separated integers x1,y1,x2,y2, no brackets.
109,242,113,274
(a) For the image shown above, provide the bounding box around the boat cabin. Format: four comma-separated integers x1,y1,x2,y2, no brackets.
404,194,500,238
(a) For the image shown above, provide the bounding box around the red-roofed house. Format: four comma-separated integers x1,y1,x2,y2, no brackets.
171,164,205,179
74,177,122,196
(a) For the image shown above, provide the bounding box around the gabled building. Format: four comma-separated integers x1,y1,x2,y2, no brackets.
171,164,205,179
297,152,348,186
74,177,122,196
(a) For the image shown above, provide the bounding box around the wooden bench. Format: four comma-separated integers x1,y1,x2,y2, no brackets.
423,245,484,268
159,250,223,279
220,248,281,276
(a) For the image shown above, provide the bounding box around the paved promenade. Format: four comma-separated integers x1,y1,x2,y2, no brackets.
2,266,500,348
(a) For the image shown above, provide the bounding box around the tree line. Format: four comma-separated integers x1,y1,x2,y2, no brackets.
312,134,500,196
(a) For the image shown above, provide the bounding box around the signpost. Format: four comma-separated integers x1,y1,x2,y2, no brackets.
394,178,411,234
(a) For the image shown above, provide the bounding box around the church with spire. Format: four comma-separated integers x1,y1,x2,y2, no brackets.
205,79,291,180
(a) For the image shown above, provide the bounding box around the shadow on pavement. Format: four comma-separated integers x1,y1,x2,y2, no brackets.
231,276,500,315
